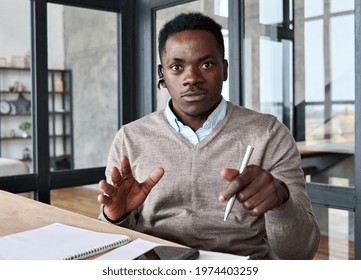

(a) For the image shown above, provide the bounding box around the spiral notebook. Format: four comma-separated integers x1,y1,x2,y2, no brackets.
0,223,131,260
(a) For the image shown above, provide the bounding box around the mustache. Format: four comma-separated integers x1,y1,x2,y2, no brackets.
180,86,207,97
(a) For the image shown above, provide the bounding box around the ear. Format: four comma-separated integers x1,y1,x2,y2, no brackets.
157,64,164,78
157,64,166,89
223,59,229,81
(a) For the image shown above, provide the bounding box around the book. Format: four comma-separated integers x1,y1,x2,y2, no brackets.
0,223,131,260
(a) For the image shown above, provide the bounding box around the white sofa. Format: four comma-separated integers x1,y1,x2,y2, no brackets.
0,158,29,177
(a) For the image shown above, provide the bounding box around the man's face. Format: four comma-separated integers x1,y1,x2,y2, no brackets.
161,30,228,128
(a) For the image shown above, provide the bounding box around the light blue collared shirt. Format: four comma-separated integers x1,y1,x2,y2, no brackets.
164,97,227,145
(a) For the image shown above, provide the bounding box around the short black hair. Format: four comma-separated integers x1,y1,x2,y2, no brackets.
158,12,225,61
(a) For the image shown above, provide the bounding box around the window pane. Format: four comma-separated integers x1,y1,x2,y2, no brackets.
330,15,354,101
304,0,324,18
260,38,283,119
47,4,118,171
330,0,354,13
305,105,324,142
214,0,228,17
155,0,229,110
313,206,354,260
244,0,292,124
299,2,355,146
0,0,33,177
304,19,325,102
259,0,283,25
331,105,354,143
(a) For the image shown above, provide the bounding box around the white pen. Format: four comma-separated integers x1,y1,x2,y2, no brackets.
223,145,254,221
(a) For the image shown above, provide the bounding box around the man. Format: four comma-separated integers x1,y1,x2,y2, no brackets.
98,12,320,259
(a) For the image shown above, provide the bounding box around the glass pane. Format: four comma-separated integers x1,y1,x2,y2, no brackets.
304,0,324,18
0,0,33,176
260,38,283,119
331,105,354,143
47,4,118,171
299,7,355,187
330,0,354,13
304,19,325,102
305,105,325,142
313,206,354,259
259,0,283,25
214,0,228,17
297,1,355,148
155,0,229,111
330,15,355,102
244,0,292,121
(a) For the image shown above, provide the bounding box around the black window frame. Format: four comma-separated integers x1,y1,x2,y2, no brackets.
0,0,137,203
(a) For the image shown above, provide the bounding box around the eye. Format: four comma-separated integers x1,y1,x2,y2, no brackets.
170,64,182,71
202,62,213,69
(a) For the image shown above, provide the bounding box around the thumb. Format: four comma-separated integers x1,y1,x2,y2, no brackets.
141,167,165,193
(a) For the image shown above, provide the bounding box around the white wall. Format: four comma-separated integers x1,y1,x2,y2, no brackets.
0,0,31,65
0,0,64,165
0,0,64,69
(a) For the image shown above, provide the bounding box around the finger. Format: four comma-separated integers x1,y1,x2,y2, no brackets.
219,167,257,202
238,169,274,203
242,187,269,210
220,168,239,181
120,156,133,178
244,181,286,212
97,193,112,206
99,179,117,197
247,195,279,216
221,166,257,187
141,167,165,193
110,166,122,185
219,179,241,203
243,180,281,215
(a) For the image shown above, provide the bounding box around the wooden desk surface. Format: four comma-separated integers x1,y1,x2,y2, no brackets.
297,140,354,156
0,190,175,247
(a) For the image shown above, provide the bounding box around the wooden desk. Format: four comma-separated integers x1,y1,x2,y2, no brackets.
297,141,354,176
297,140,354,156
0,190,175,247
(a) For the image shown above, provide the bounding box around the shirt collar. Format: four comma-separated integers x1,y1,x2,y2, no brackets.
164,97,227,132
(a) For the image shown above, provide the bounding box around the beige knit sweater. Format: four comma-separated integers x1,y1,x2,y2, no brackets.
99,102,320,259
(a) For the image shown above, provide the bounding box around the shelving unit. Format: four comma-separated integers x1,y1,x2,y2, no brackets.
0,67,73,172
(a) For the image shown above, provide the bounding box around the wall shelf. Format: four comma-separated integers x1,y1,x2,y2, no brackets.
0,67,73,171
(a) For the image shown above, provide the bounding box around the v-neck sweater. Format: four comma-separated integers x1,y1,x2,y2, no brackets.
100,102,320,259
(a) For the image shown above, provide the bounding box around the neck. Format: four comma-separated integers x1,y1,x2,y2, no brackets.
170,98,222,131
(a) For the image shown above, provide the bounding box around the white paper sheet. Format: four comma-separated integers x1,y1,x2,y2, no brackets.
0,223,131,260
96,238,249,260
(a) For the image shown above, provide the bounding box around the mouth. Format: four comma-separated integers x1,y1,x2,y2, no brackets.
181,91,207,102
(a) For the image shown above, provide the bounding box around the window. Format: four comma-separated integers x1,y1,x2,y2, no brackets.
302,0,355,144
243,0,293,127
243,0,357,259
0,0,33,178
47,4,118,171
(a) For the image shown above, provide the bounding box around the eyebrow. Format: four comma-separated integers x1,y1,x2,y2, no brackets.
169,54,216,63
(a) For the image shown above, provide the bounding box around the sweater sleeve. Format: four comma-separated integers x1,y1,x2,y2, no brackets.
263,119,320,259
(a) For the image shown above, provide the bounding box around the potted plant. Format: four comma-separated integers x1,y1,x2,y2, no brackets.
19,121,31,138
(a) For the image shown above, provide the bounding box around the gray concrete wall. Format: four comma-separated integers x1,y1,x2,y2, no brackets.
63,7,118,170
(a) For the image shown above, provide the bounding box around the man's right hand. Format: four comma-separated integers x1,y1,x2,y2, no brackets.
97,156,164,221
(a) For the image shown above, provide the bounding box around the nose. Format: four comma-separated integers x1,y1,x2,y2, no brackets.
183,66,203,86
